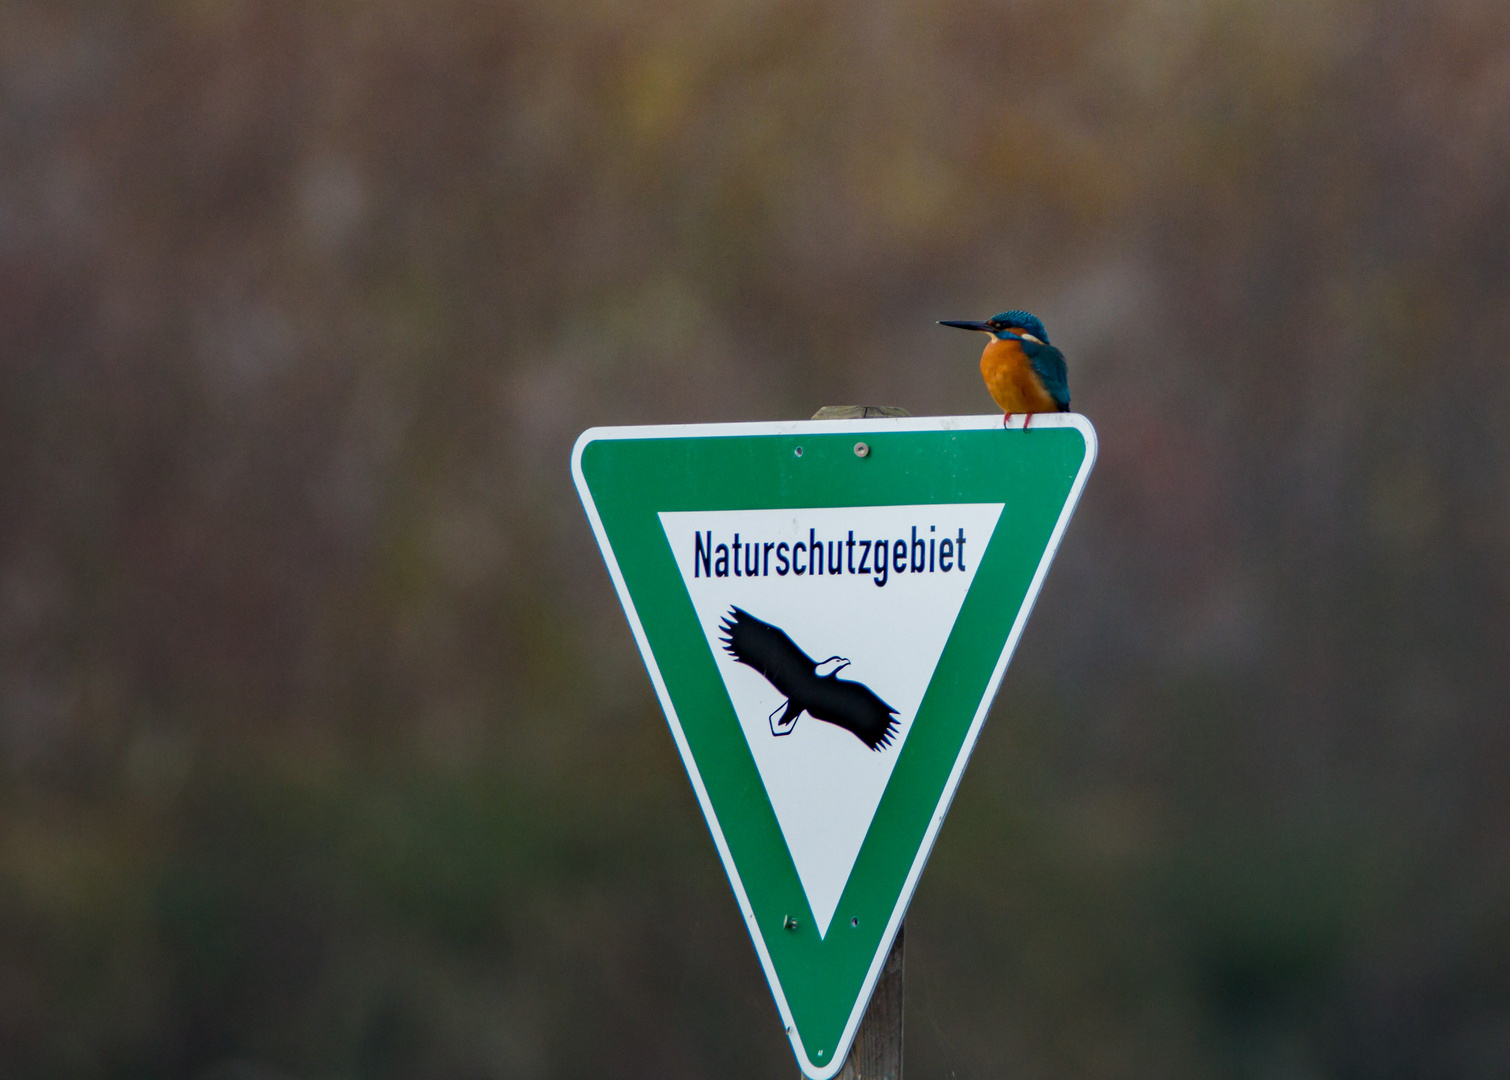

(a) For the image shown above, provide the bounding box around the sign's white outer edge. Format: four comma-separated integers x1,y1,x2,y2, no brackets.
570,412,1098,1080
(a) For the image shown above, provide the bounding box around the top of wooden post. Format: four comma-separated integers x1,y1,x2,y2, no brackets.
810,406,912,420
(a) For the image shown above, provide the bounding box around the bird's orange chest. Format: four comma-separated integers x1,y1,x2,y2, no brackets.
979,337,1056,415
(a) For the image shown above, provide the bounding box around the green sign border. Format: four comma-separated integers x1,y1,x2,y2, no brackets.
572,414,1096,1078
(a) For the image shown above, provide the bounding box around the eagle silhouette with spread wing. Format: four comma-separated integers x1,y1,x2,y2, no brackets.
719,606,899,751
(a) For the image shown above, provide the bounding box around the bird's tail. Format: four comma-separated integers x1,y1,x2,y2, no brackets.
768,699,801,737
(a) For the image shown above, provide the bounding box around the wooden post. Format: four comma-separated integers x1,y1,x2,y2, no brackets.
810,405,912,422
824,924,904,1080
805,404,909,1080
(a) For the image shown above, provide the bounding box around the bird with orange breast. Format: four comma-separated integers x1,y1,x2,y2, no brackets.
939,310,1069,428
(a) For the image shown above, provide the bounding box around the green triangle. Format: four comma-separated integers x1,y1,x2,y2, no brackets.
572,414,1096,1079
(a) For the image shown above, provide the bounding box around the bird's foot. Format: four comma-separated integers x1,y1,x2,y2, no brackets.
1022,412,1032,431
1002,413,1012,428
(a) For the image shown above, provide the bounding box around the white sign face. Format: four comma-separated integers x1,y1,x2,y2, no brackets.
660,503,1005,937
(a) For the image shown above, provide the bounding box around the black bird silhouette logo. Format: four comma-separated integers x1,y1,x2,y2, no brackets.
719,606,900,751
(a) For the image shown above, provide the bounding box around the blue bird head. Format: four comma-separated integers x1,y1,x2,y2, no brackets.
938,310,1051,344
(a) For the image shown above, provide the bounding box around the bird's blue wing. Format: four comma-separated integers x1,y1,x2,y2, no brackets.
1022,340,1070,410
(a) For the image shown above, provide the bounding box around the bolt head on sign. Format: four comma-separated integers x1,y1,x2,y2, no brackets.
571,413,1096,1079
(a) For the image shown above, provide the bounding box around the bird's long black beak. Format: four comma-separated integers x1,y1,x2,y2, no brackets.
938,319,993,332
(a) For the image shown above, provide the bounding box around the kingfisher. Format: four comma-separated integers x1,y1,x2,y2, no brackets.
938,310,1070,427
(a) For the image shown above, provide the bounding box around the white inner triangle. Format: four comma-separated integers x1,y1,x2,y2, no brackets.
661,503,1003,937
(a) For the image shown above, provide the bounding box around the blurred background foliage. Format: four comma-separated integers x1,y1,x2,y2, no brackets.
3,0,1510,1076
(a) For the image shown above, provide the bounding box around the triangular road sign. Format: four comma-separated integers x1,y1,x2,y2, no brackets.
572,414,1096,1078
